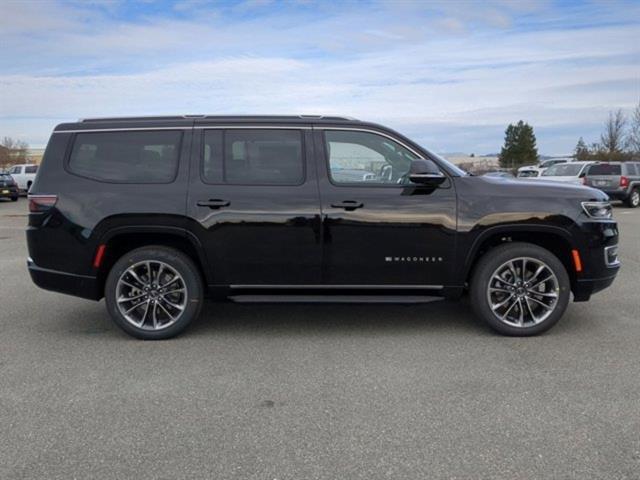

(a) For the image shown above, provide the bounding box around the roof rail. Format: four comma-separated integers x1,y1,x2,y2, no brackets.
78,114,360,123
298,114,359,121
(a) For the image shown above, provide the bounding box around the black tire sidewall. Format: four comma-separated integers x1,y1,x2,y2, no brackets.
627,188,639,208
105,246,203,340
470,242,571,336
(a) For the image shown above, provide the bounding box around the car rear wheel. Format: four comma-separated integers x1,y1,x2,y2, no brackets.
105,246,203,340
470,242,571,336
11,196,18,202
626,188,639,208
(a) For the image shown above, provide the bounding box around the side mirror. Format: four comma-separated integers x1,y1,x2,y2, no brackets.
408,159,446,186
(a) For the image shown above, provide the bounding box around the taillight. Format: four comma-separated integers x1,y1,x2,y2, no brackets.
28,194,57,213
620,176,629,187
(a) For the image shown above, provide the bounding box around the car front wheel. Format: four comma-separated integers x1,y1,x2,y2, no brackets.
470,242,571,336
105,246,203,340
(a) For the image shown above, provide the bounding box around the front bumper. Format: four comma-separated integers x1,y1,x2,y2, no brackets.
27,257,101,300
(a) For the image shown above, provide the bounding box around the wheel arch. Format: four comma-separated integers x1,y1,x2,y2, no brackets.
463,225,577,289
94,226,211,298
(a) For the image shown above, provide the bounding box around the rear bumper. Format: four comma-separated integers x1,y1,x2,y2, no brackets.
600,189,628,200
27,257,101,300
0,187,19,198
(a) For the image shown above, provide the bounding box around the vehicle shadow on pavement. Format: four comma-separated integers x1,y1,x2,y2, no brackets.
59,295,599,340
187,298,491,337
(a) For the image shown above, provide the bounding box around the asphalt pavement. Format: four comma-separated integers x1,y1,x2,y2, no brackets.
1,198,639,479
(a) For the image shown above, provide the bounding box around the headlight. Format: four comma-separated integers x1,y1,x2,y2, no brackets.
581,201,612,219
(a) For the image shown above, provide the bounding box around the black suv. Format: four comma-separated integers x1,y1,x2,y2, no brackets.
0,172,19,201
27,116,620,339
584,161,640,208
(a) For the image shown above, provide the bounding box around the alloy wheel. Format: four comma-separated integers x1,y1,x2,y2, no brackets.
486,257,559,328
115,260,188,331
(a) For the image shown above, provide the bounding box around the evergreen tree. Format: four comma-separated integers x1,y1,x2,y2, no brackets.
499,120,538,169
574,137,590,161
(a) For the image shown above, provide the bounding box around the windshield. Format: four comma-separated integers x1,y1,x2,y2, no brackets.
587,164,621,175
542,164,583,177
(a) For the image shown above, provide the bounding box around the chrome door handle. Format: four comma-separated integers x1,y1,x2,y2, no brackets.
331,201,363,211
197,199,230,209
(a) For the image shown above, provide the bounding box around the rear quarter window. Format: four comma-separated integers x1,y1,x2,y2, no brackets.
68,131,183,183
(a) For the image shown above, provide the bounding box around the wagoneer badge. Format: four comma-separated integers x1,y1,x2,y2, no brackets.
385,257,443,262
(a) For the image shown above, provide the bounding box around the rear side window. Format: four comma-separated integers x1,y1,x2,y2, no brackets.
203,129,304,185
626,163,638,175
587,164,621,176
68,131,182,183
25,165,38,174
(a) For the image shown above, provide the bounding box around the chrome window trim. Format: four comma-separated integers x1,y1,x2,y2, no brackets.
53,127,192,134
316,126,424,159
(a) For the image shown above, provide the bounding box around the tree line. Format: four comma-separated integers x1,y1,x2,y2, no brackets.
574,104,640,161
499,102,640,169
0,137,30,170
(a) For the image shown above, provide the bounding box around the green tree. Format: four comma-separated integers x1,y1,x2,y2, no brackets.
499,120,538,169
574,137,590,161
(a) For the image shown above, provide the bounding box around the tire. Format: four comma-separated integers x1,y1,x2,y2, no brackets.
626,188,639,208
105,246,204,340
470,242,571,336
11,196,18,202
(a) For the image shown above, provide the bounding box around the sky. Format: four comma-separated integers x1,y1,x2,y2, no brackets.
0,0,639,155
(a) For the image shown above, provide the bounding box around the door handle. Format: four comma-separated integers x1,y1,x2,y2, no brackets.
331,200,364,211
197,199,230,209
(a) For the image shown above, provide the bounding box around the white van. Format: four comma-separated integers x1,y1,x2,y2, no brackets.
7,164,38,192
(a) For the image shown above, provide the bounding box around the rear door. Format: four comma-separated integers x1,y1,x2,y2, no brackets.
187,125,322,286
314,127,457,288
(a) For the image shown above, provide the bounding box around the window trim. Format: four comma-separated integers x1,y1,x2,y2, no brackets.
64,130,184,185
319,127,446,188
199,127,307,187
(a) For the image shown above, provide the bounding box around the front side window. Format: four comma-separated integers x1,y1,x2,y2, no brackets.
68,131,182,183
9,166,21,174
324,130,419,184
203,129,304,185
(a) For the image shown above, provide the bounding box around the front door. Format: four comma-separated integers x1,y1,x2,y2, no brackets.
188,127,322,286
314,128,457,288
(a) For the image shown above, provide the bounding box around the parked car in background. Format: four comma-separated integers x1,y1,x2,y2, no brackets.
483,171,514,178
517,158,569,177
0,173,19,201
537,161,594,185
7,164,38,193
584,162,640,208
517,168,540,178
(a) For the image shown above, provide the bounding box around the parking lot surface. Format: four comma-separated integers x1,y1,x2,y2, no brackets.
1,198,639,479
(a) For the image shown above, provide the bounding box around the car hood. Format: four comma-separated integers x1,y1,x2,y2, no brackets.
474,175,608,201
